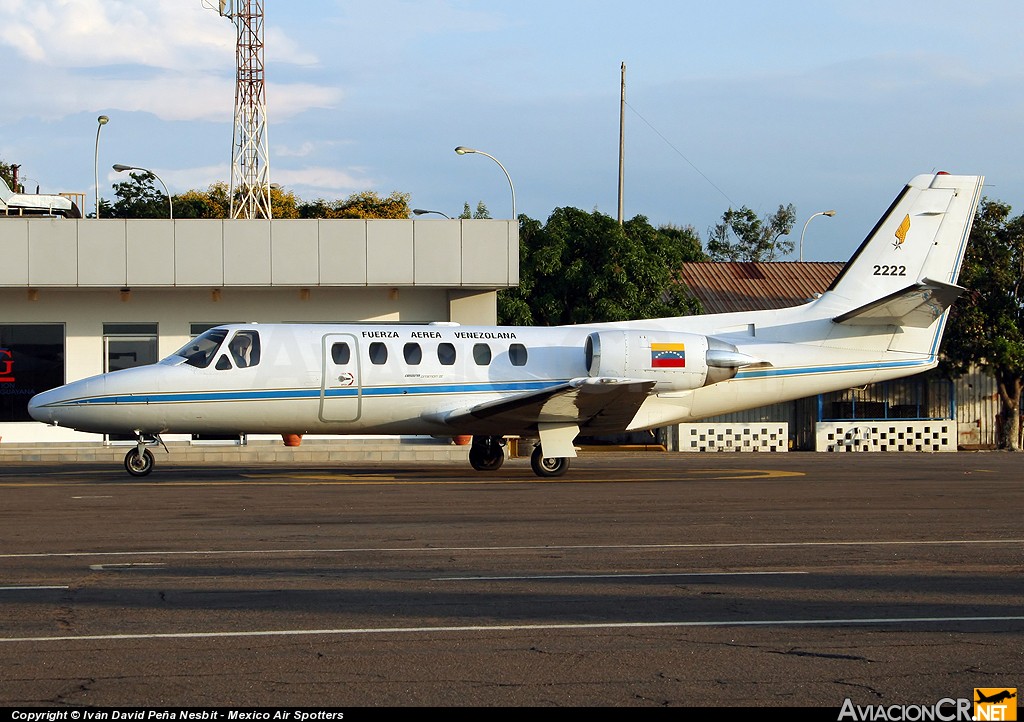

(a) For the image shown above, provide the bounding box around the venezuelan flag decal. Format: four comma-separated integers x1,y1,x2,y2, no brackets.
651,342,686,368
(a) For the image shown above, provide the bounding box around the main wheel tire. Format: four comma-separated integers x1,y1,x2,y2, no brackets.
469,444,505,471
530,446,569,477
124,448,155,477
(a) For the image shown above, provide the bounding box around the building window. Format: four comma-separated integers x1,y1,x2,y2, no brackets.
437,343,456,366
369,342,388,365
191,322,238,337
509,343,528,366
0,324,65,423
473,343,492,366
103,323,158,373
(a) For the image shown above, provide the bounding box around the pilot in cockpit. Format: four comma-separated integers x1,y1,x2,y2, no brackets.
230,334,252,368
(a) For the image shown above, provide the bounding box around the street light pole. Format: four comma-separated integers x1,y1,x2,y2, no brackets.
799,209,836,262
454,146,516,220
412,208,452,219
94,115,109,218
113,164,174,219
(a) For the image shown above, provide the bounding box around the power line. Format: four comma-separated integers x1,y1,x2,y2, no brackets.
624,100,736,209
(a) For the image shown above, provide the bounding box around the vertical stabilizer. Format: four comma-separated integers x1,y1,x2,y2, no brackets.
825,173,984,308
817,173,983,358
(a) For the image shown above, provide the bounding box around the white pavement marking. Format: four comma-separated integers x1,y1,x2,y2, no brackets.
0,538,1021,560
1,615,1023,644
436,571,809,581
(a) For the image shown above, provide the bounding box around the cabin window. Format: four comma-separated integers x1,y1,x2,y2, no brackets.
216,355,232,370
509,343,528,366
473,343,492,366
404,343,422,365
369,342,388,365
228,331,260,368
437,342,456,366
331,342,351,365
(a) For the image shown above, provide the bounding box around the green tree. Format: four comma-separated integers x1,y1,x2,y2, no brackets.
942,198,1024,450
459,201,491,219
498,208,705,326
270,185,300,219
707,203,797,261
174,182,231,219
298,190,410,219
106,172,169,218
0,159,14,190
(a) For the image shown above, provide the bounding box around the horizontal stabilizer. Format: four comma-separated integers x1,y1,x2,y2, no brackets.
833,278,965,328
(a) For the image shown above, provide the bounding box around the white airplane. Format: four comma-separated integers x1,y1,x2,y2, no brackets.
28,172,984,478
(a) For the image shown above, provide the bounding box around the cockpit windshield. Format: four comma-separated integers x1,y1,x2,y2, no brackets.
166,329,228,369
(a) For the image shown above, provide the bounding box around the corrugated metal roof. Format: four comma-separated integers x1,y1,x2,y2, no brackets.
677,261,844,314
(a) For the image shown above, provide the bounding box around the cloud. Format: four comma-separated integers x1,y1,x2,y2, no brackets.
267,83,344,118
0,0,341,122
156,165,231,193
272,166,378,198
275,142,317,159
0,0,232,69
266,26,320,67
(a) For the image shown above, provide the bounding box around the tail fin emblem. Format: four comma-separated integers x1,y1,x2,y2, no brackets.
893,214,911,249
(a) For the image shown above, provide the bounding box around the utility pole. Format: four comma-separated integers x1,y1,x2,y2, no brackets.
617,62,625,226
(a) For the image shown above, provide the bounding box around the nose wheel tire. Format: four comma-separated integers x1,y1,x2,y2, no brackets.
124,448,155,477
530,446,569,477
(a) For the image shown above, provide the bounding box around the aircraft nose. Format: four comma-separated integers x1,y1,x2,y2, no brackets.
28,376,105,427
28,386,64,424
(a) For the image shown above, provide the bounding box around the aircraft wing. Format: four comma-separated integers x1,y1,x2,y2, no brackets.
833,278,965,328
441,377,656,435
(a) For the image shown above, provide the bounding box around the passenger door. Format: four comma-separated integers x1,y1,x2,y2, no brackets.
319,333,361,422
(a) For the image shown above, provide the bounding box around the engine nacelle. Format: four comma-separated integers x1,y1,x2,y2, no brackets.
585,330,749,391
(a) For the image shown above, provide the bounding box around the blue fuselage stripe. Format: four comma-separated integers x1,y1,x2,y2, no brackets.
46,380,566,407
43,357,933,409
735,357,930,380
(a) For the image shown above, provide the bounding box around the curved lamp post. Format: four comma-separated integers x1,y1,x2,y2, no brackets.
454,146,515,220
799,209,836,262
113,164,173,219
94,115,109,218
412,208,452,219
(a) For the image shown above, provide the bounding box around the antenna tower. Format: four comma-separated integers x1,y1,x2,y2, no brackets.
214,0,272,218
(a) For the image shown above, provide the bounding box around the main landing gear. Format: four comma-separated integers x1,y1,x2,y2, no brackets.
467,435,571,478
468,435,505,471
124,434,166,477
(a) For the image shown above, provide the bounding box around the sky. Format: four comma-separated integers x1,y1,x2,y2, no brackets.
1,0,1023,261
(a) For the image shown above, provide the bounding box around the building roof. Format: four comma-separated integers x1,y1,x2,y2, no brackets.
1,176,80,218
678,261,844,314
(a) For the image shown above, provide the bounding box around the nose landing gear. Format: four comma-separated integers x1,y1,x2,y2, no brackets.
124,434,166,477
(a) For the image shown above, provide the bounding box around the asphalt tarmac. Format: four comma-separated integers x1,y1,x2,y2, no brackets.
1,451,1021,708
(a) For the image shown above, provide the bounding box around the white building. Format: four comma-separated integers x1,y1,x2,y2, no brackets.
0,217,518,443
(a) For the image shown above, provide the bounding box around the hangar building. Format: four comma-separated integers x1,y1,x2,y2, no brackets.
0,216,518,445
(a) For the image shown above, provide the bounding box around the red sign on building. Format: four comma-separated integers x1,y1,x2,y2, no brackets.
0,348,14,382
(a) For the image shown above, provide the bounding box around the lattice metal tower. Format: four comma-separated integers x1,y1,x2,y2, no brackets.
214,0,272,219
